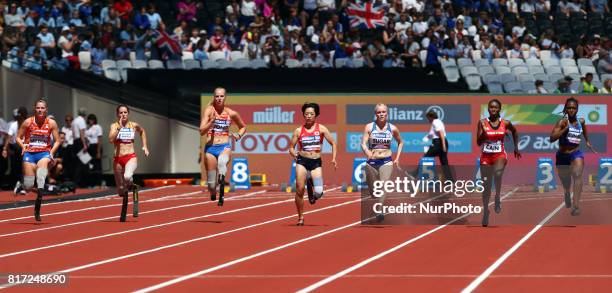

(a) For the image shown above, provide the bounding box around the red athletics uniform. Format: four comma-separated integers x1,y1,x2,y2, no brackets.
298,123,323,152
208,110,231,137
24,117,52,153
113,121,137,168
480,118,507,165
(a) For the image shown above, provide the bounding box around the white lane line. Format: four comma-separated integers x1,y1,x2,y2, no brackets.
0,185,175,212
133,190,452,293
296,188,519,293
0,188,348,289
0,190,277,238
0,189,202,223
460,202,564,293
0,190,268,242
47,274,612,279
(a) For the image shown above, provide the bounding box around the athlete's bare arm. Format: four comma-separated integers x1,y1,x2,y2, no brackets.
391,125,403,164
361,123,373,159
49,119,60,157
199,106,214,136
15,119,31,153
109,122,119,144
229,108,247,140
289,127,300,159
549,118,569,142
505,120,521,159
135,122,150,156
320,124,337,169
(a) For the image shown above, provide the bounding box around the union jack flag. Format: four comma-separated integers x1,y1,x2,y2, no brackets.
346,2,386,29
152,29,182,57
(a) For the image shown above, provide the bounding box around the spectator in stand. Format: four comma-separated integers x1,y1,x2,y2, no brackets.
114,0,133,23
554,78,576,94
590,0,609,14
177,0,200,23
599,79,611,94
134,6,150,31
193,39,208,61
567,0,587,14
529,80,548,93
241,0,258,26
5,3,26,28
24,48,43,71
37,25,55,57
597,50,612,74
425,35,440,74
146,4,164,30
581,73,598,93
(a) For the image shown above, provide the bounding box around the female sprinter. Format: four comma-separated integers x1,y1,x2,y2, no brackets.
361,103,403,222
477,99,521,227
289,102,337,226
16,99,60,221
199,87,246,206
549,97,595,216
109,105,149,221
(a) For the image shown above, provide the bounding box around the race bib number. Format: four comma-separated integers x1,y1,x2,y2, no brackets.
29,134,47,147
483,141,502,153
567,134,581,145
117,128,135,140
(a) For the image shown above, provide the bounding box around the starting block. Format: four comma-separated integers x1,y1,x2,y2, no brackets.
535,157,557,193
280,182,295,193
341,182,360,193
250,173,267,186
595,158,612,193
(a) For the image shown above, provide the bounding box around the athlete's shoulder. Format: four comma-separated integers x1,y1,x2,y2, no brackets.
22,117,33,127
317,123,329,132
579,117,586,124
48,118,58,128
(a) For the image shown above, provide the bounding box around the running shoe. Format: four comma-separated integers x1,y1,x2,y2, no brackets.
376,213,385,223
564,192,571,208
482,208,490,227
494,196,501,214
571,206,580,216
13,181,24,195
297,217,304,226
34,188,43,222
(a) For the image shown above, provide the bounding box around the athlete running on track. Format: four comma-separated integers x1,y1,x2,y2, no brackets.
361,103,403,222
109,105,149,221
476,99,521,227
199,87,247,206
16,99,60,221
289,102,337,226
549,97,596,216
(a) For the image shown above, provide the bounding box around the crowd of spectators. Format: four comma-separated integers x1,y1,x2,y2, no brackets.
0,0,610,87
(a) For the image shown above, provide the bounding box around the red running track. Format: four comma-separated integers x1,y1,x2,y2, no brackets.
0,185,610,292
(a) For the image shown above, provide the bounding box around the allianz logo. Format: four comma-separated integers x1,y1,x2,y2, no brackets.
386,105,445,121
253,106,295,123
518,135,559,150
